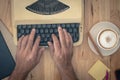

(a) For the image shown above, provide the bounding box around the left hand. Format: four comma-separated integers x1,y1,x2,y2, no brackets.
9,29,45,80
15,29,45,74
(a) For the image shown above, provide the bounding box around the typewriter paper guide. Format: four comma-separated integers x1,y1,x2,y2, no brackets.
12,0,84,46
12,0,83,23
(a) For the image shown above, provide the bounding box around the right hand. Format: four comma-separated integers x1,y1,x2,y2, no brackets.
48,27,73,70
48,27,78,80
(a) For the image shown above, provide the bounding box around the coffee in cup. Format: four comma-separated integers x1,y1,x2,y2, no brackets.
97,29,119,50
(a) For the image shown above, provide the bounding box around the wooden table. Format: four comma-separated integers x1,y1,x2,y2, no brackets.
0,0,120,80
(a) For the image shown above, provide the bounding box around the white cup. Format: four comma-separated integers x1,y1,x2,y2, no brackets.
97,29,120,50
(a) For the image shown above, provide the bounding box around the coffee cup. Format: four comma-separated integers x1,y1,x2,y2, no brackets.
97,28,120,50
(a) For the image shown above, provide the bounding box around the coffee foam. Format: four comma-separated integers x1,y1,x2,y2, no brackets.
97,29,119,50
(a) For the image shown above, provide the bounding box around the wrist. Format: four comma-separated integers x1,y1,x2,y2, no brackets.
15,65,30,78
9,66,29,80
58,64,74,74
14,65,29,74
57,64,78,80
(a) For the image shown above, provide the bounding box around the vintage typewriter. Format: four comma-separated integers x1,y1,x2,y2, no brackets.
12,0,84,46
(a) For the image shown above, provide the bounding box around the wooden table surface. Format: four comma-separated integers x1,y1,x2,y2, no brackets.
0,0,120,80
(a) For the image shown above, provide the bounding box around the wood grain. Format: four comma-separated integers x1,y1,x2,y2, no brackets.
0,0,120,80
0,0,12,35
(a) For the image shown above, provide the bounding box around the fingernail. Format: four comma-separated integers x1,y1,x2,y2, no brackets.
32,28,36,32
63,29,67,32
47,42,50,45
21,35,24,38
68,33,72,37
58,26,62,30
42,47,45,51
52,34,55,37
37,36,40,39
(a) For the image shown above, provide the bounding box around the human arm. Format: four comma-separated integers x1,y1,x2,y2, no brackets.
48,27,78,80
8,29,45,80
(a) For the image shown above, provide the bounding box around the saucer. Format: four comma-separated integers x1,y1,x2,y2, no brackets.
88,22,120,56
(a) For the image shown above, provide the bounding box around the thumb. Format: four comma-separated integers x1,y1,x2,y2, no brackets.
48,42,54,57
37,47,45,61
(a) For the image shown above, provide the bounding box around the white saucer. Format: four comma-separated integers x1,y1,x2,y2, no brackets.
88,22,120,56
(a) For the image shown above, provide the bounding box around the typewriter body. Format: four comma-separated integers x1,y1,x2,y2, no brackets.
12,0,84,46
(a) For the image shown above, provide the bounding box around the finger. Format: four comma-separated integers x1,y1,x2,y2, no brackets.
68,33,73,44
32,36,40,55
58,27,67,48
17,35,24,51
68,33,73,48
52,34,60,51
37,47,45,62
48,41,54,57
26,29,36,49
21,35,29,51
63,29,71,47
